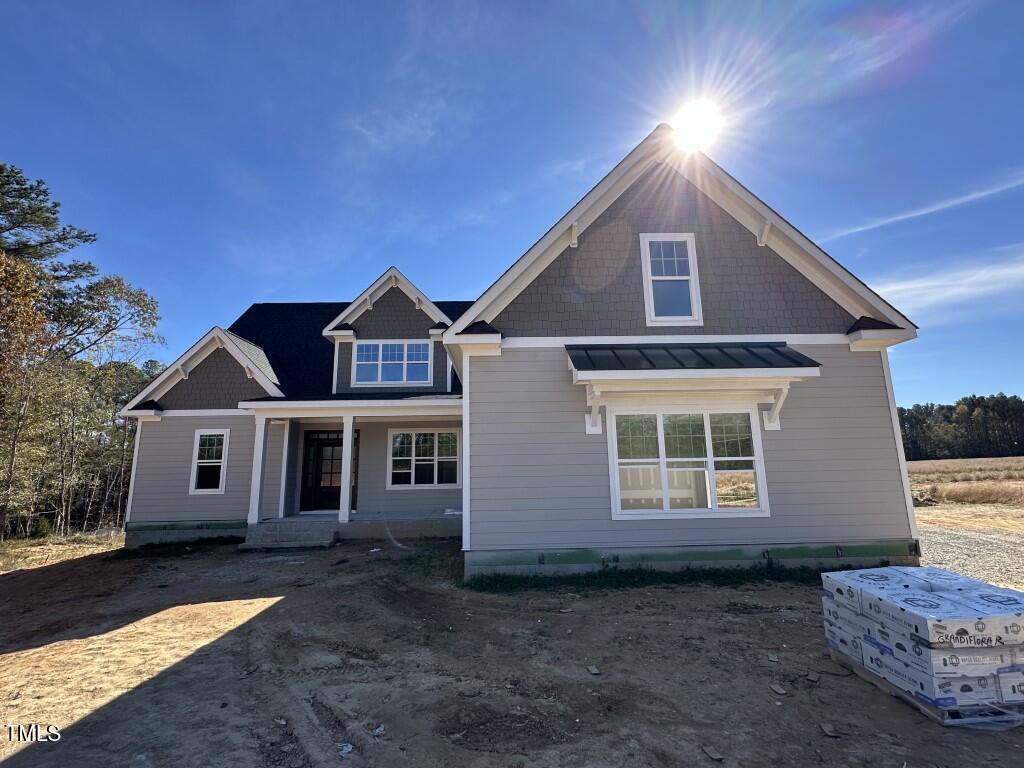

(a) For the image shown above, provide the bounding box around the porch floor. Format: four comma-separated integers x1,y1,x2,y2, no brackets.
244,509,462,550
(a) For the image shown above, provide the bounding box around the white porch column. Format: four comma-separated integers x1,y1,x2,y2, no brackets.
339,415,355,523
247,416,268,525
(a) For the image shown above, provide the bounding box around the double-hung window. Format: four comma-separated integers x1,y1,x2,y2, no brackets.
189,429,229,494
388,429,459,488
353,341,431,385
609,407,767,518
639,233,703,326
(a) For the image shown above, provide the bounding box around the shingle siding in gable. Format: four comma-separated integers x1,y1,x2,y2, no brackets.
157,348,268,409
350,287,438,338
491,163,856,336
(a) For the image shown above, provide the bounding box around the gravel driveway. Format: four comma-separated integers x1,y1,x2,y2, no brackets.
919,524,1024,589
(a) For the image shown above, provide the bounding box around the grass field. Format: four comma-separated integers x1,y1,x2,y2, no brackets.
908,455,1024,506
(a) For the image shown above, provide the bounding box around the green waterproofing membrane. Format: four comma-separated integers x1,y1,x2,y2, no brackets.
125,520,249,532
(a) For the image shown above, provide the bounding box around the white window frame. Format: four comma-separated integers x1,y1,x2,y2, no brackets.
639,233,704,327
606,404,769,519
350,340,434,387
386,428,461,490
188,428,230,495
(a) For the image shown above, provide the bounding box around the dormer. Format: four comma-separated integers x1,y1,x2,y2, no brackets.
322,267,456,394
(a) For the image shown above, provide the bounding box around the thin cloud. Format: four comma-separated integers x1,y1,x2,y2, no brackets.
874,249,1024,318
818,169,1024,243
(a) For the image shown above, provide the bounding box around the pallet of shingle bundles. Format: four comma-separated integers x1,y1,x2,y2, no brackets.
821,566,1024,727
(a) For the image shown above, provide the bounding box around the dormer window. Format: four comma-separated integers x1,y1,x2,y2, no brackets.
352,341,432,386
640,233,703,326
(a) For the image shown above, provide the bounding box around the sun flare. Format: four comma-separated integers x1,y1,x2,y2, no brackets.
671,99,725,153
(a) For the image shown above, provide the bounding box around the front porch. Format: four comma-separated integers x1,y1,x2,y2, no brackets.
241,398,464,549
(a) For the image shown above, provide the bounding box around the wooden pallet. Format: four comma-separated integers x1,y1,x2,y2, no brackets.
830,651,1024,728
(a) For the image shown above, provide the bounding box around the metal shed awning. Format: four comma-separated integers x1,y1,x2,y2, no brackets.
566,341,820,375
565,342,821,432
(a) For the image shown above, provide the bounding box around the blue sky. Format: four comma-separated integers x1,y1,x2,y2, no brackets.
2,0,1022,405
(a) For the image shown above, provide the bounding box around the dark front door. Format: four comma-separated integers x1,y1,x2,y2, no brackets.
301,431,344,511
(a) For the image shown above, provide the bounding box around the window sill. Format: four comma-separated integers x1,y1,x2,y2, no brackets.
351,381,433,388
611,508,769,520
385,483,461,491
189,488,226,496
644,317,704,327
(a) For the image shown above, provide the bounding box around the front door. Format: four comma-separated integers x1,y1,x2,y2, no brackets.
301,431,345,511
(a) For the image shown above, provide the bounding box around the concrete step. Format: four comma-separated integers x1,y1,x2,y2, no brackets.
242,519,337,551
238,540,333,551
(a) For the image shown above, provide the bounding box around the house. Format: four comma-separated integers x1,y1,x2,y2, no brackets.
120,124,920,575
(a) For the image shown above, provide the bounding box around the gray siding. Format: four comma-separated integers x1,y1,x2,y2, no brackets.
355,421,462,515
492,164,857,336
468,346,911,550
259,421,286,520
350,287,437,338
130,415,255,523
334,340,449,395
158,348,268,409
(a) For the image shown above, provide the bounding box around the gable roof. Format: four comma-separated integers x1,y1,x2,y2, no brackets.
444,124,915,339
323,266,456,334
122,326,284,413
226,300,473,400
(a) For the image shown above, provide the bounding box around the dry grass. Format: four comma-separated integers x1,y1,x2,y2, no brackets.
0,531,124,575
908,456,1024,508
916,503,1024,535
908,456,1024,483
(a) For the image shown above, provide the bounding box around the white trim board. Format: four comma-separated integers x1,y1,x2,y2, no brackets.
322,266,452,335
188,428,231,496
122,327,283,413
350,339,434,388
124,420,144,526
443,124,913,339
605,403,770,521
639,233,704,327
502,334,854,348
384,427,462,490
881,349,919,540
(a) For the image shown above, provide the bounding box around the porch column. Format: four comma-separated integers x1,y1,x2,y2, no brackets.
338,415,355,523
247,416,268,525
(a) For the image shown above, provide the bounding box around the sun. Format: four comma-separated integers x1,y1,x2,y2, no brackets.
670,99,725,153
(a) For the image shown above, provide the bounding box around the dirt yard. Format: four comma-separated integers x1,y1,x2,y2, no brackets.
2,541,1022,767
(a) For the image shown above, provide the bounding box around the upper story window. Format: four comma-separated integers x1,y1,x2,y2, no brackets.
352,341,432,386
639,233,703,326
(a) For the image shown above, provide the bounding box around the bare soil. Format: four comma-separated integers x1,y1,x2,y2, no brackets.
2,540,1021,767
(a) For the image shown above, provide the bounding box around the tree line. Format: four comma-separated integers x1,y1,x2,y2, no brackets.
898,394,1024,461
1,163,161,540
